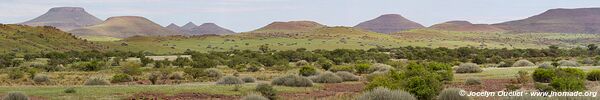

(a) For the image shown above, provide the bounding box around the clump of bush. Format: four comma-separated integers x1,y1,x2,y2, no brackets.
537,62,554,69
512,59,535,67
516,70,530,84
582,58,595,65
355,63,372,74
369,63,394,73
216,76,244,85
438,88,470,100
255,83,277,100
556,68,585,79
33,74,50,84
271,75,313,87
311,72,343,83
241,93,269,100
465,78,481,85
121,62,142,76
169,72,184,80
356,87,417,100
111,74,133,83
148,72,160,85
587,70,600,81
532,68,555,83
8,68,24,80
455,63,482,73
550,77,586,91
295,60,309,66
366,71,387,82
84,77,110,85
64,87,76,93
205,68,223,78
335,71,359,81
317,58,334,70
558,60,580,67
298,66,317,76
2,92,28,100
366,63,443,100
241,76,256,83
330,65,355,72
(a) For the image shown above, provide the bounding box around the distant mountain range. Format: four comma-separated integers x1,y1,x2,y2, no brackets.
13,7,600,38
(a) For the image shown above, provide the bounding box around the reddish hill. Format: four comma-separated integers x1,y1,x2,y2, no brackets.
430,21,505,32
254,21,326,32
354,14,424,34
494,8,600,33
69,16,184,38
20,7,102,31
189,23,235,35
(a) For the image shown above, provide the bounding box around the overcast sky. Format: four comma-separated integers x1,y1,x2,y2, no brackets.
1,0,599,32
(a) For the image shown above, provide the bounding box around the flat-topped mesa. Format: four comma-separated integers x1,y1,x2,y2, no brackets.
430,20,505,32
20,7,102,31
354,14,425,34
255,21,326,31
189,23,236,35
494,8,600,33
68,16,184,38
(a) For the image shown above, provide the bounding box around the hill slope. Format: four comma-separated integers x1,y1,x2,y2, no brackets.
20,7,102,31
69,16,184,38
494,8,600,33
0,24,103,53
430,21,505,32
355,14,424,34
189,23,235,35
252,21,326,33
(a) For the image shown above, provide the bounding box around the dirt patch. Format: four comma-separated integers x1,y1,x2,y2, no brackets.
128,93,239,100
279,82,366,100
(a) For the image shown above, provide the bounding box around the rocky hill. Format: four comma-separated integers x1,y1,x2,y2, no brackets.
354,14,424,34
69,16,184,38
189,23,235,35
494,8,600,33
20,7,102,31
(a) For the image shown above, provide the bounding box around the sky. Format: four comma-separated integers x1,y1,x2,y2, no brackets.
1,0,600,32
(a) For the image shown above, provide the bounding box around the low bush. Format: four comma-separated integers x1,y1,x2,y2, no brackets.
330,65,355,73
311,72,343,83
366,71,387,82
64,87,76,93
550,77,586,92
255,83,277,100
582,58,595,65
356,87,417,100
205,68,223,78
148,73,160,85
2,92,28,100
271,75,313,87
537,62,554,69
556,68,586,79
33,74,50,84
298,66,317,76
169,72,184,80
183,68,204,79
512,59,535,67
335,71,359,81
216,76,244,85
516,70,531,84
317,58,334,70
559,60,580,67
121,62,142,76
438,88,470,100
355,63,372,74
241,94,269,100
241,76,256,83
369,63,394,73
455,63,482,73
532,68,555,83
465,78,481,85
587,70,600,81
84,77,110,85
8,68,24,80
111,74,133,83
534,83,554,92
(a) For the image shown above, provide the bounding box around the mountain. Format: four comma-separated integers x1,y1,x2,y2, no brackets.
0,24,103,53
253,21,326,32
189,23,235,35
20,7,102,31
494,8,600,33
181,22,198,31
165,23,187,33
354,14,425,34
69,16,184,38
430,21,505,32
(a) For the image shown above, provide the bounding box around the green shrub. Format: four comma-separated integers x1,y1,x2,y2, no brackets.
369,63,394,73
216,76,244,85
205,68,223,78
111,74,133,83
271,75,313,87
455,63,482,73
2,92,28,100
183,68,204,79
465,78,481,85
64,87,76,93
355,63,372,74
241,94,269,100
512,59,535,67
532,68,555,83
295,60,309,66
7,68,24,80
121,62,142,76
33,74,50,84
587,70,600,81
366,71,387,82
255,83,277,100
516,70,530,84
298,66,317,76
438,88,471,100
559,60,580,67
335,71,359,81
534,83,554,92
84,77,110,85
148,73,160,85
550,77,586,92
556,68,586,79
169,72,184,80
311,72,343,83
241,76,256,83
317,58,334,70
537,62,554,69
582,58,595,65
330,65,355,72
356,87,417,100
